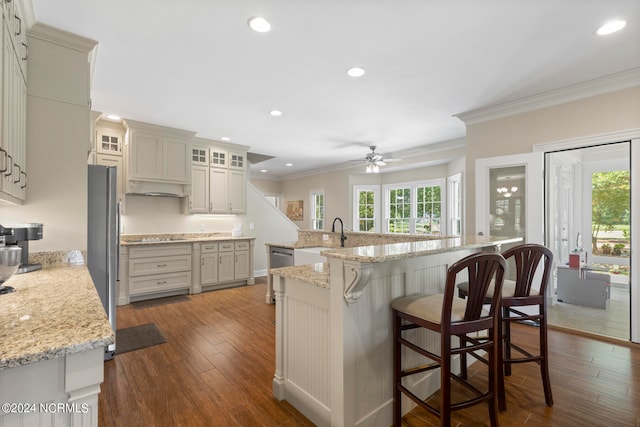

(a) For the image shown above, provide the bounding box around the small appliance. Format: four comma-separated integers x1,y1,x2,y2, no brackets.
1,223,43,273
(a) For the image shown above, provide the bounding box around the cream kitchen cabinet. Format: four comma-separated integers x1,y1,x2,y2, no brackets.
233,241,250,280
0,11,27,203
127,243,192,300
189,139,249,214
96,153,124,202
217,241,235,282
124,119,195,195
199,242,218,286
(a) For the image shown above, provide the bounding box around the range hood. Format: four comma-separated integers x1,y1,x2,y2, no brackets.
126,180,190,198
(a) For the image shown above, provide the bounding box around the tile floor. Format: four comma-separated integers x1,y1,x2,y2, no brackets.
548,283,630,340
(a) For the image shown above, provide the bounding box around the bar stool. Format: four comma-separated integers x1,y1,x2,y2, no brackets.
457,243,554,410
392,252,506,427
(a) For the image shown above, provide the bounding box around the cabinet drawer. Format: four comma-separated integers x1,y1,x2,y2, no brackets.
201,243,218,253
218,241,234,252
128,243,191,259
129,255,192,277
234,241,249,251
129,271,192,296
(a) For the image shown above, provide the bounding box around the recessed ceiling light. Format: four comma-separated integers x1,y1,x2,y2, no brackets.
220,136,230,141
105,114,121,121
260,169,267,173
286,163,293,167
248,16,271,33
269,110,283,117
346,66,366,77
596,20,626,35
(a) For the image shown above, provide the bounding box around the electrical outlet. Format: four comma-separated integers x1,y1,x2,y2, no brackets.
249,223,255,230
322,234,329,241
199,223,206,231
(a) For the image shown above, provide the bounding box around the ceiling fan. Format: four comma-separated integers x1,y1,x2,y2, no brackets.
351,146,402,173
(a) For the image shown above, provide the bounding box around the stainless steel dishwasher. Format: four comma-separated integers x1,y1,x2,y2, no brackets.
270,246,294,268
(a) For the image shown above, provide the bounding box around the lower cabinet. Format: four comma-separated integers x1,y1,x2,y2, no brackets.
200,240,251,290
127,244,192,299
120,239,254,304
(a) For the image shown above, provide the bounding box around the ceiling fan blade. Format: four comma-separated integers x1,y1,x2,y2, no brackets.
383,158,402,162
376,160,387,166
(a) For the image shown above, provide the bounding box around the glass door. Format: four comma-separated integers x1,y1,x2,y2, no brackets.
475,152,544,244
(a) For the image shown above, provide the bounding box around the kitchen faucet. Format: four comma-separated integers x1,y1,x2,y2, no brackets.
331,217,347,247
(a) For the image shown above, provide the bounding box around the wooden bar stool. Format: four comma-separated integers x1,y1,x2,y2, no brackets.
392,252,506,426
458,243,554,410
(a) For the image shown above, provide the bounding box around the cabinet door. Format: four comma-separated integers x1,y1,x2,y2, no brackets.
1,23,13,196
190,165,209,213
96,154,124,203
164,138,189,183
234,250,250,280
218,251,235,282
129,132,163,180
201,252,218,285
11,54,26,199
228,169,246,214
209,167,228,213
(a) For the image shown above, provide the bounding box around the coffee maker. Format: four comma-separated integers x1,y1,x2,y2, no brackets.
1,223,43,273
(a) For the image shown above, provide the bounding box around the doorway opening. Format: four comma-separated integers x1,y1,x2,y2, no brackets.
545,141,631,340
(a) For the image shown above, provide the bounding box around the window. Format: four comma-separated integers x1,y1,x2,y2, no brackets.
388,187,411,233
416,185,441,235
448,173,463,236
384,179,445,235
353,186,380,232
310,190,324,230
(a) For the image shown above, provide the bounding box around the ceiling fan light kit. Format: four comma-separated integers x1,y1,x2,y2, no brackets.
352,145,401,173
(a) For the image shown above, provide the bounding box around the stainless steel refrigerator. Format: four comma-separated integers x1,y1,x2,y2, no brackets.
87,164,119,360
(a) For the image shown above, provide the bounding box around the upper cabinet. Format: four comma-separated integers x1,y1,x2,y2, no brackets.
92,117,126,203
189,138,249,215
0,0,29,204
123,119,196,196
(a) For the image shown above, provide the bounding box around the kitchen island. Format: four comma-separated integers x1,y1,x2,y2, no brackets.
0,266,114,427
270,235,521,427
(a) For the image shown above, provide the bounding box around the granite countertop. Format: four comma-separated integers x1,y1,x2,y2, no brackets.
268,236,522,289
318,235,523,263
270,263,329,288
121,233,255,246
0,266,114,370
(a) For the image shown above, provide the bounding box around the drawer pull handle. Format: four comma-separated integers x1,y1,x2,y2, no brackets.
157,263,167,267
157,281,167,285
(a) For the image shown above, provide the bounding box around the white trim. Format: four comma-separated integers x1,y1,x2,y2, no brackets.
456,68,640,125
631,139,640,343
447,173,463,236
533,128,640,152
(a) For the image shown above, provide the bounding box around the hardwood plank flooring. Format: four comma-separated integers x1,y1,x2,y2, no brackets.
99,278,640,426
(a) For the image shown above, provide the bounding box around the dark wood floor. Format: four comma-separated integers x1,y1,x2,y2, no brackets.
99,278,640,426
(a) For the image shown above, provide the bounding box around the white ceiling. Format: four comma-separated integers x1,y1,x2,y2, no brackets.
31,1,640,177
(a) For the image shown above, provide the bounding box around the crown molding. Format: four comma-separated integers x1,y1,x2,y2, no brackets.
455,67,640,125
27,23,98,53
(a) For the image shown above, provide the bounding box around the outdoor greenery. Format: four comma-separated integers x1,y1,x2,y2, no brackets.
358,190,375,232
591,170,630,255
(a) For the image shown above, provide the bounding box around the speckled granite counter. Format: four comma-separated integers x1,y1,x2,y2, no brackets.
270,263,329,288
0,266,114,370
121,232,255,246
319,235,523,263
268,236,521,289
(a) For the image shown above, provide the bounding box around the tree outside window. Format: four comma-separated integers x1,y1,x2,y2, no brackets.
358,190,376,232
311,191,324,230
388,187,411,233
591,170,630,257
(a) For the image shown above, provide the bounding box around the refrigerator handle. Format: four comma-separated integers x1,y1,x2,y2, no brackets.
116,201,121,281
